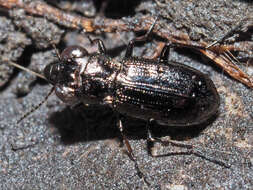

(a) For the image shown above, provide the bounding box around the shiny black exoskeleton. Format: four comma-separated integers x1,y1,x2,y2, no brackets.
44,38,219,127
43,34,221,185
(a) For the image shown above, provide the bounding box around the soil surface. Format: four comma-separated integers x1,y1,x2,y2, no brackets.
0,0,252,189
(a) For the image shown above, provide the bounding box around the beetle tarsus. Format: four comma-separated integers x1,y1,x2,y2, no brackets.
146,128,230,168
207,17,252,48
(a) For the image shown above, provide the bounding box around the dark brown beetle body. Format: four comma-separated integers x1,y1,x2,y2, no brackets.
115,58,219,126
44,43,220,127
26,34,221,185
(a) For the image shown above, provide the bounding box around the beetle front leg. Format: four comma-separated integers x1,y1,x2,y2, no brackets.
117,117,150,186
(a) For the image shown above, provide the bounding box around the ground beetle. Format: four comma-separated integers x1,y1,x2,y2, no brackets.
41,23,220,184
44,36,219,127
11,20,221,185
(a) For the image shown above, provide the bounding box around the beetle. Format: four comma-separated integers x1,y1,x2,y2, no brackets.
44,39,219,128
40,29,220,184
10,21,221,185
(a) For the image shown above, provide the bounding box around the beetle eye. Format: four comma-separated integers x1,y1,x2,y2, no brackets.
60,45,89,63
44,63,62,84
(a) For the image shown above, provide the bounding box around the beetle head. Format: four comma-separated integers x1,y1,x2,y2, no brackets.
44,45,90,104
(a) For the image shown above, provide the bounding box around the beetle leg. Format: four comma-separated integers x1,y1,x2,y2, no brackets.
158,42,207,64
207,17,252,48
145,118,158,156
158,43,171,63
158,42,196,63
124,17,158,58
158,43,188,63
125,36,149,58
146,119,230,168
87,36,107,54
117,117,150,186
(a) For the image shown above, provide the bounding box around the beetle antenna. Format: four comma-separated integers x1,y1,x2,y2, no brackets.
16,86,55,124
36,27,62,61
6,60,47,81
5,60,54,123
4,26,62,124
5,60,55,124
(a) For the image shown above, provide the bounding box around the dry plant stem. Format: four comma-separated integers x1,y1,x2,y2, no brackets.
0,0,252,88
144,42,165,60
199,49,253,88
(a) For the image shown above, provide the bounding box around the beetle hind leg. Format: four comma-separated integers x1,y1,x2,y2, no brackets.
117,117,150,186
146,119,230,168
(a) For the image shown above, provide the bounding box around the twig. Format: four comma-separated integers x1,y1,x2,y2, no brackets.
0,0,252,88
